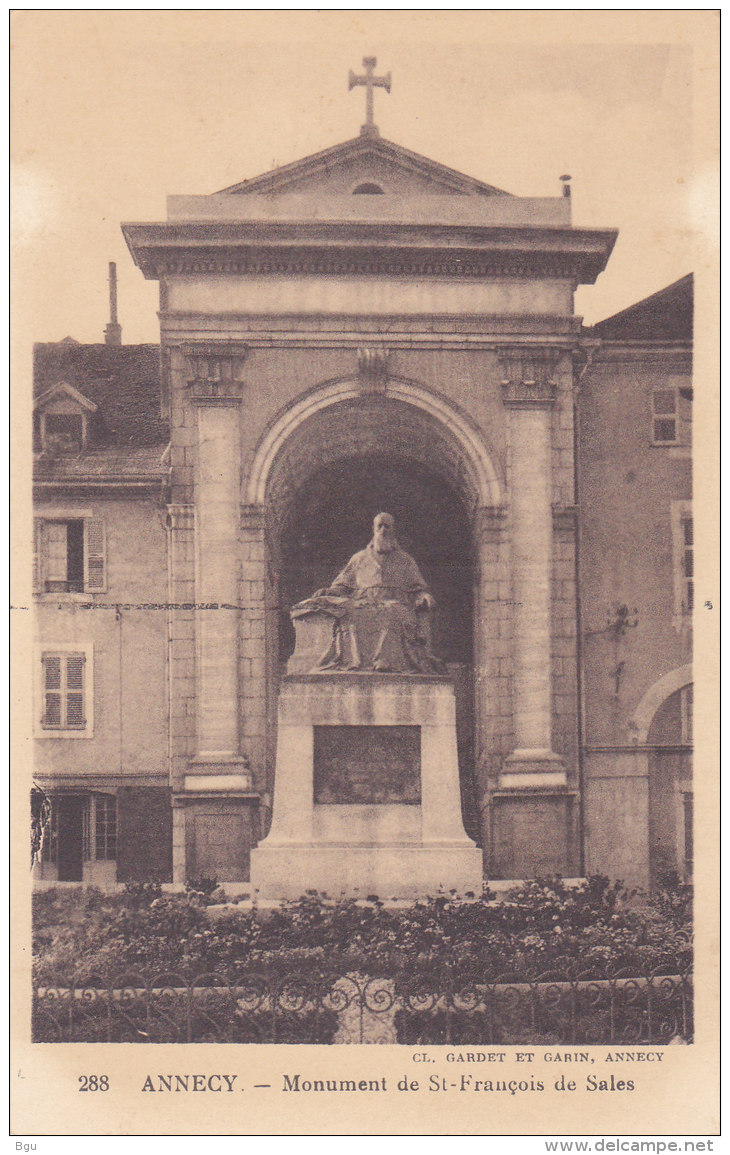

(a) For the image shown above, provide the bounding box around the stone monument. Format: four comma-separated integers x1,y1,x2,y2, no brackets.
250,514,483,899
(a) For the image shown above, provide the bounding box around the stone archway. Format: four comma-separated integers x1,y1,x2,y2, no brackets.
631,666,693,887
244,383,504,847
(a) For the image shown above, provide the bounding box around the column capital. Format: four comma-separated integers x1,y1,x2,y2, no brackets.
499,345,562,407
183,341,249,405
167,503,195,531
240,503,265,532
474,504,508,539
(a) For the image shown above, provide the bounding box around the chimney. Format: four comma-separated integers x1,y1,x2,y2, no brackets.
104,261,122,346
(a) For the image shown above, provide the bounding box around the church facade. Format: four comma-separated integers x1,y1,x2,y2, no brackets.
31,102,692,892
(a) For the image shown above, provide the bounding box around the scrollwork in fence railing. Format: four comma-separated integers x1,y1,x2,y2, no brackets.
32,967,693,1046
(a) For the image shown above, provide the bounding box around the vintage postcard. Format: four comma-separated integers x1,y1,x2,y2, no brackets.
11,10,719,1140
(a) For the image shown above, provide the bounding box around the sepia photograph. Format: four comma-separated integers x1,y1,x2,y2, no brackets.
12,10,718,1138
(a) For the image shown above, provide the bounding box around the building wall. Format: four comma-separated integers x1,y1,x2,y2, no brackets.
578,343,692,889
33,497,171,882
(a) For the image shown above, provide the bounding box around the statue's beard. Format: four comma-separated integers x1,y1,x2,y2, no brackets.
373,530,397,553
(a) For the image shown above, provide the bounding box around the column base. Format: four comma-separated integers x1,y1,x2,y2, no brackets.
186,757,253,792
500,749,567,790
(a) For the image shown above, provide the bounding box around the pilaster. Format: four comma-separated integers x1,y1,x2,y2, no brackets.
188,344,251,787
500,346,566,788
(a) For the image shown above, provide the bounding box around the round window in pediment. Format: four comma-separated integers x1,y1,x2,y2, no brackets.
352,182,385,195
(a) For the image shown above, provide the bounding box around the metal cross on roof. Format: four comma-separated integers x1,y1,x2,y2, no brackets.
348,56,391,136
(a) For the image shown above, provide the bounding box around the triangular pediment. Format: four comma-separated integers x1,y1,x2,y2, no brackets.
34,381,98,413
217,134,510,198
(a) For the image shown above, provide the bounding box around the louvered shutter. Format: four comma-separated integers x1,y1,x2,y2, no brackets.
84,519,106,592
33,519,42,592
43,654,62,727
65,653,85,728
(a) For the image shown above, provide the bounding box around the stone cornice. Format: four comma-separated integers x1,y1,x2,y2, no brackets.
123,222,616,284
162,311,583,340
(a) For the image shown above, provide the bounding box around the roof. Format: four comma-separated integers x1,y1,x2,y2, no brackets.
33,444,168,483
33,343,167,447
593,274,693,341
217,134,511,198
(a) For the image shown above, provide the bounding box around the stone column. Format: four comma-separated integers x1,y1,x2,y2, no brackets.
500,347,566,788
187,345,251,787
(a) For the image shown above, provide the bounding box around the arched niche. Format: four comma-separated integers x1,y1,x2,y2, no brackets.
255,389,498,844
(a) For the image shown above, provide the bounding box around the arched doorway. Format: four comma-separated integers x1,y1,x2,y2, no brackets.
632,665,693,888
256,387,496,844
646,684,693,887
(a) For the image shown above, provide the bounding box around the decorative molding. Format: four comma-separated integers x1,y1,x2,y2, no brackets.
148,251,596,281
474,504,509,537
356,346,390,392
163,312,584,339
552,505,579,532
184,342,248,404
240,503,265,532
167,503,195,531
499,346,563,406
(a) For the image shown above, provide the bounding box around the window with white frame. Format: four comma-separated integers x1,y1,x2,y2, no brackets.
651,384,693,447
33,515,106,594
651,388,678,444
95,795,117,860
42,794,117,863
670,501,693,625
35,643,94,738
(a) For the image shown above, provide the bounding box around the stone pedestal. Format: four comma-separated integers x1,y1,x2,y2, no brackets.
250,674,482,899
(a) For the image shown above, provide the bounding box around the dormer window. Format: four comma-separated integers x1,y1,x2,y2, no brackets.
353,182,385,195
33,382,97,454
44,413,84,453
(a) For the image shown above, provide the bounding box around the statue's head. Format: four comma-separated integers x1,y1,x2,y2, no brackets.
372,512,397,553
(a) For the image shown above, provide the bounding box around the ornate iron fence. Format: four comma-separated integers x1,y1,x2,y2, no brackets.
33,968,692,1045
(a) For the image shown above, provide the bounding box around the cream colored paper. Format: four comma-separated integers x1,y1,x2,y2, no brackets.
11,10,719,1137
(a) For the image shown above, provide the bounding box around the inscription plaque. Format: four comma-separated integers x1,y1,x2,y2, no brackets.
313,725,421,804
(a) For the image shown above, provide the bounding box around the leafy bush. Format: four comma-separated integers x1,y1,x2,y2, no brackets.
33,876,692,988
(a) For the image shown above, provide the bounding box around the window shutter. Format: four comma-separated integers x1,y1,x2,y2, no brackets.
43,654,62,727
65,653,85,728
84,519,106,592
33,519,42,593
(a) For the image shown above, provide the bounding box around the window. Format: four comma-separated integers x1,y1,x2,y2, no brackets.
40,794,116,866
681,516,694,612
95,796,117,860
34,516,106,594
680,684,693,744
44,413,84,453
41,651,86,729
671,501,693,627
352,182,385,195
651,388,678,444
34,383,97,453
35,643,94,739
